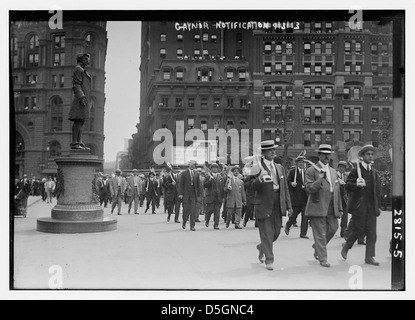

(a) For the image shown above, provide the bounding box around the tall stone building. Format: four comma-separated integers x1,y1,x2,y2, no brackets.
135,20,393,168
11,21,108,178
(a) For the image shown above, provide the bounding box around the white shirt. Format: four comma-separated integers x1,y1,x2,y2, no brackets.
361,162,372,171
318,161,333,192
263,158,279,190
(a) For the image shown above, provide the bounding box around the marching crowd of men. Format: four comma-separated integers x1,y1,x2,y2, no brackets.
15,140,386,271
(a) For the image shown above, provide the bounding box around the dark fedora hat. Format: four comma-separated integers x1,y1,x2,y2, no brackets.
315,144,334,154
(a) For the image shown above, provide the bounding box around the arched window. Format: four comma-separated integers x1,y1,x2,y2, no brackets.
29,35,39,49
50,96,63,131
85,34,95,48
27,34,39,67
49,140,62,158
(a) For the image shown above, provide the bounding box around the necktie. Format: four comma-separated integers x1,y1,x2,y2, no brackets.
325,165,333,192
270,163,279,190
190,170,194,185
301,169,305,187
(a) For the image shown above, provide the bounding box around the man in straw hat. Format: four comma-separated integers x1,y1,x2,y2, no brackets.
204,163,225,230
285,155,309,239
109,169,127,215
250,140,292,271
126,169,142,215
341,144,382,266
305,144,343,268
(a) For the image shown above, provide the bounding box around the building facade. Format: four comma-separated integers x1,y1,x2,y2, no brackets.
12,21,108,178
136,20,393,168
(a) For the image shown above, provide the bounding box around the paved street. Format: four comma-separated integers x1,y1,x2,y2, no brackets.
13,196,392,291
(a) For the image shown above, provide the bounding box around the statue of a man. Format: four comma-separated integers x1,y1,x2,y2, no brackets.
68,53,91,150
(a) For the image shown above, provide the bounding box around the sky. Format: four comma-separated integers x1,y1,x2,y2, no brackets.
103,21,141,163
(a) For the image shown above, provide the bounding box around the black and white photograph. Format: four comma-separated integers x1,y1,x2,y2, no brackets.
5,0,412,301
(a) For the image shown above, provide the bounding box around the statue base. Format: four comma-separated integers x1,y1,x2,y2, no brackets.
36,150,117,233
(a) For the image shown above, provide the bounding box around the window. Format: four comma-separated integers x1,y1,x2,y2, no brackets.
382,108,391,120
286,106,294,121
226,68,234,80
201,97,208,109
31,97,37,110
163,69,171,80
381,64,389,76
315,22,322,33
355,63,362,75
53,35,65,49
29,35,39,49
315,63,322,75
264,86,271,98
240,119,247,129
176,68,184,81
304,87,311,99
51,98,63,131
214,97,220,108
304,42,311,54
162,97,169,107
194,49,200,59
353,88,360,100
59,74,64,88
381,43,388,55
315,42,322,54
315,107,322,123
199,68,212,82
354,108,361,123
177,33,183,41
238,69,246,81
382,87,390,100
53,53,64,66
274,87,282,98
188,97,194,108
264,42,272,54
326,63,333,75
240,98,248,108
194,34,200,42
286,63,293,75
304,63,311,74
177,48,183,58
304,131,311,147
203,49,209,58
372,63,379,76
326,87,333,99
345,41,351,54
343,88,350,99
372,88,379,100
371,131,379,147
160,34,166,42
264,62,272,75
286,42,293,54
354,131,361,141
13,55,18,68
326,131,333,145
345,62,351,74
371,43,378,55
304,107,311,122
343,107,350,123
160,48,166,59
315,87,322,99
264,106,271,122
355,41,362,54
236,33,242,43
264,130,272,140
275,42,282,54
227,98,234,108
49,141,62,158
325,42,332,54
275,106,282,122
344,131,351,141
29,53,39,67
213,120,220,130
227,120,234,130
275,63,282,75
203,33,209,42
11,36,18,51
304,23,311,33
176,97,183,108
286,87,293,98
325,22,332,33
315,131,322,146
326,107,333,122
188,117,195,130
211,34,217,42
85,34,95,48
201,120,208,131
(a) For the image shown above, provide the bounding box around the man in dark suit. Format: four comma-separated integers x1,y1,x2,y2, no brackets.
337,161,349,237
145,172,159,214
285,155,309,238
163,164,180,222
305,144,343,268
251,140,293,271
178,160,200,231
204,163,225,230
341,145,382,266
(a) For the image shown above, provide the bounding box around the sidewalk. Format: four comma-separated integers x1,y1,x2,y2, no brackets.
12,199,393,291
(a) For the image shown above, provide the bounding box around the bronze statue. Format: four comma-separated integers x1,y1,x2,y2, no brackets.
68,53,91,150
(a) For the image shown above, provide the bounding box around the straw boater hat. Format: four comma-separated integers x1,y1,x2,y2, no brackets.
115,169,121,173
210,163,219,170
358,144,375,156
315,144,334,154
338,161,348,167
295,155,305,162
230,166,240,172
132,169,138,173
259,140,278,151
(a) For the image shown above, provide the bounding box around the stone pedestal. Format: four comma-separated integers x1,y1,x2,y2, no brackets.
37,150,117,233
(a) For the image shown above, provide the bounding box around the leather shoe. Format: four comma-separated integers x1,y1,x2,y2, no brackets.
265,263,274,271
214,226,219,230
226,222,230,228
358,240,366,245
235,225,242,229
365,257,380,266
243,222,247,227
195,219,201,222
312,244,319,260
300,235,309,239
175,220,180,223
341,243,348,260
256,245,265,264
320,261,331,268
190,227,196,231
284,225,290,236
182,223,186,229
205,221,209,228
